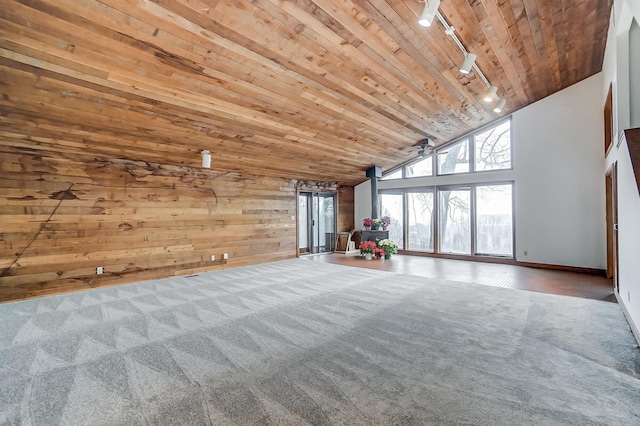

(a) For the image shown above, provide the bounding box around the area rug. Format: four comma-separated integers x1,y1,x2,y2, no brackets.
1,259,638,425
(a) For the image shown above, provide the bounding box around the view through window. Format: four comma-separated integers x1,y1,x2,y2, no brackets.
377,118,514,258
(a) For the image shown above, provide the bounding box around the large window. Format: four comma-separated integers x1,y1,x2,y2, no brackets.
407,191,434,251
380,118,512,180
376,118,514,259
379,182,514,259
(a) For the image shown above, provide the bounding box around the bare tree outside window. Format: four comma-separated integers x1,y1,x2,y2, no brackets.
475,121,511,171
379,193,404,248
405,156,433,178
476,184,513,256
437,139,469,175
407,192,434,251
438,189,471,254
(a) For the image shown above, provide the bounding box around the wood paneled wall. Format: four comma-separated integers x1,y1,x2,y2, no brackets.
338,186,355,233
0,146,307,302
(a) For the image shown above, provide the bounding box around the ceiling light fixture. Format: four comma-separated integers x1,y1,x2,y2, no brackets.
417,139,434,158
201,150,211,168
418,0,440,27
483,86,498,102
459,53,477,75
493,98,506,113
418,4,506,114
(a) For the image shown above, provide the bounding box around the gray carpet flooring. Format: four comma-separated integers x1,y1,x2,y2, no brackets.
1,259,639,425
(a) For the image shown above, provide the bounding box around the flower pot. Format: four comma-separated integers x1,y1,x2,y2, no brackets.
364,253,373,260
364,226,371,231
384,253,391,260
382,226,388,231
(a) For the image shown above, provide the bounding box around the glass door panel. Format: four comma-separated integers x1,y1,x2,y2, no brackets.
299,192,336,255
316,194,335,253
298,195,310,253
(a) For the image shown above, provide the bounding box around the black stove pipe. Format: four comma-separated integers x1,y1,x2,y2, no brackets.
365,166,381,219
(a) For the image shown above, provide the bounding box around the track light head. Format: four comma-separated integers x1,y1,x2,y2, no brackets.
493,98,506,113
459,53,477,75
418,0,440,27
483,85,498,103
201,150,211,168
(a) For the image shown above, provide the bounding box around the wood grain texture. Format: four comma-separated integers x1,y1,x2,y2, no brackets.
337,186,355,233
624,127,640,196
0,143,302,302
0,0,612,185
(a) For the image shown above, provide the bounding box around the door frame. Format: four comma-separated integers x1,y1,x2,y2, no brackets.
605,162,619,290
297,191,337,256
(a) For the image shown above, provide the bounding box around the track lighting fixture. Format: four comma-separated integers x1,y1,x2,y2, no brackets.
493,98,506,113
417,1,505,113
459,53,477,75
201,150,211,168
483,86,498,103
418,0,440,27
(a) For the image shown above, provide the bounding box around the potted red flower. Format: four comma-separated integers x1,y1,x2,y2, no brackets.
362,217,374,231
359,240,377,260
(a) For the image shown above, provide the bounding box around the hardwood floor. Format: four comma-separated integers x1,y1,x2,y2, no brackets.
305,253,616,303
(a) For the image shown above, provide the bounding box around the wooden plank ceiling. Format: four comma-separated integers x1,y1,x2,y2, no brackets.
0,0,612,185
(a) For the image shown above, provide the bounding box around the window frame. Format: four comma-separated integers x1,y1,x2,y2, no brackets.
379,180,515,259
380,116,513,180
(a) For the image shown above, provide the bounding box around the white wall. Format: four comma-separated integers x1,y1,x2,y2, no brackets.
512,74,605,269
603,0,640,342
355,73,606,269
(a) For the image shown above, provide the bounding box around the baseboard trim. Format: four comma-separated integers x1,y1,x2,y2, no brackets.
615,291,640,347
399,251,607,276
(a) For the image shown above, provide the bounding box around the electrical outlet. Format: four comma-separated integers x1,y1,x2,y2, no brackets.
223,253,229,260
96,266,104,274
211,255,215,261
291,215,295,220
523,250,528,256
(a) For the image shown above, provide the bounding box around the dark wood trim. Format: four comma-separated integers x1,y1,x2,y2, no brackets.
398,250,607,276
604,83,614,156
625,128,640,195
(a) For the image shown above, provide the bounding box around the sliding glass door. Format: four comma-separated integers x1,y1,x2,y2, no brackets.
299,192,336,254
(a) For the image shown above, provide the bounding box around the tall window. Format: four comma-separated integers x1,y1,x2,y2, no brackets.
379,193,404,248
377,117,514,258
475,184,513,256
407,191,434,251
438,188,471,254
